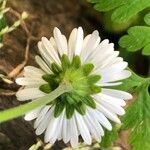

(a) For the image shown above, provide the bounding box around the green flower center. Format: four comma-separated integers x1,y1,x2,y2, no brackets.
39,54,101,119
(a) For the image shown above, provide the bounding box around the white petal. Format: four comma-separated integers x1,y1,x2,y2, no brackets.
92,109,112,131
75,111,92,145
97,82,123,87
96,102,121,124
102,88,132,100
36,107,54,135
75,27,84,55
53,27,66,56
81,30,100,63
16,88,46,101
41,37,61,65
50,37,57,50
38,41,52,66
70,115,79,148
24,107,42,121
94,93,126,107
24,66,45,77
45,114,61,143
16,77,45,86
35,56,52,74
94,93,126,112
100,70,131,83
97,62,128,76
62,35,68,54
34,105,51,128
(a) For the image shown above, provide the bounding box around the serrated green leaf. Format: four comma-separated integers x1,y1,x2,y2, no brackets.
121,77,150,150
119,26,150,56
88,0,150,23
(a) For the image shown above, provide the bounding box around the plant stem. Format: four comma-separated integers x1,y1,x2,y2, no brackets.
0,81,72,123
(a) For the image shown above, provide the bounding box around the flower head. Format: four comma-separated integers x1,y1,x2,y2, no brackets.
16,27,132,147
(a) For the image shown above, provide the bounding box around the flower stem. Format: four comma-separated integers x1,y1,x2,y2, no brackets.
0,81,72,123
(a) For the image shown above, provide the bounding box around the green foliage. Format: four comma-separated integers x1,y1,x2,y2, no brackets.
119,26,150,55
100,124,118,148
88,0,150,55
88,0,150,23
117,71,150,150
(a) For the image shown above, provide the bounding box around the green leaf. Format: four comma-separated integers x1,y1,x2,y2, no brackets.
0,82,72,122
101,124,118,148
144,12,150,25
121,76,150,150
119,26,150,56
88,0,150,23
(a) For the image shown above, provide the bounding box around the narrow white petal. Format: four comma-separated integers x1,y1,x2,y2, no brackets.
38,41,52,66
102,88,132,100
82,30,100,63
96,62,128,76
94,93,126,107
100,70,131,83
75,27,84,55
53,27,65,56
93,110,112,131
96,102,121,124
16,88,46,101
80,34,91,58
68,28,77,60
36,107,54,135
16,77,45,86
70,115,78,148
34,106,50,128
62,35,68,54
97,82,122,87
49,112,64,144
94,94,126,114
24,66,45,77
35,56,52,73
41,37,61,65
75,111,92,145
24,107,42,121
62,117,68,143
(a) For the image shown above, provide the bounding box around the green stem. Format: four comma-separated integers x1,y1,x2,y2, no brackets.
0,82,72,123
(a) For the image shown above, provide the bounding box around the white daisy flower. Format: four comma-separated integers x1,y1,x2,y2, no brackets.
16,27,132,147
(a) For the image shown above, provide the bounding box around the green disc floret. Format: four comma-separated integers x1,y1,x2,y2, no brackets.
39,54,101,119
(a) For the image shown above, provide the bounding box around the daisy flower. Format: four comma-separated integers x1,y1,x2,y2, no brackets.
16,27,132,147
